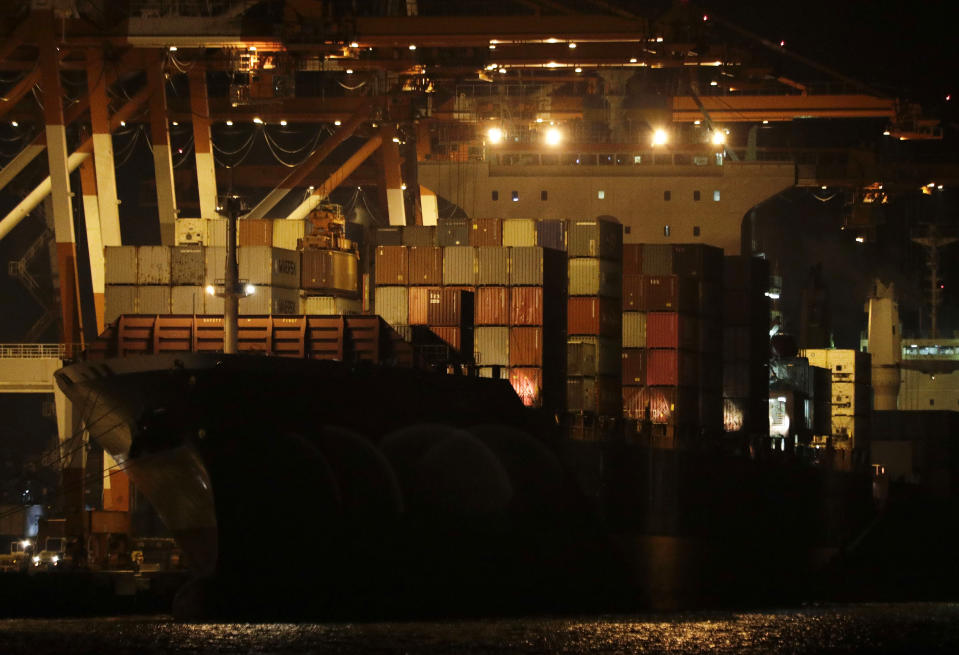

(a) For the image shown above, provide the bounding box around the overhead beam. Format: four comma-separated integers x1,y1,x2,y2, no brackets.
0,67,41,122
188,67,219,218
86,47,122,248
78,149,105,335
671,95,896,122
244,105,371,220
147,52,178,244
286,135,383,221
378,124,407,226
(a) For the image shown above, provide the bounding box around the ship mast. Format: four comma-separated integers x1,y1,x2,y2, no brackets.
911,223,957,339
224,196,241,354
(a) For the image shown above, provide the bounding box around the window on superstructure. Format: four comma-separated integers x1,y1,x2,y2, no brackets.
693,190,701,201
541,190,548,201
512,191,519,202
600,154,614,165
713,190,721,201
693,226,701,237
492,191,499,201
597,190,605,200
664,225,671,237
930,399,935,406
624,226,631,234
664,190,671,201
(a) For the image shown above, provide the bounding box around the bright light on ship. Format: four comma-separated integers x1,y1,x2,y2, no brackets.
711,130,725,145
205,284,215,296
487,127,503,144
245,284,255,296
652,128,668,146
544,127,562,146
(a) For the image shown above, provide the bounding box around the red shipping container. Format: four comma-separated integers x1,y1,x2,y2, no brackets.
238,219,273,246
510,367,542,407
645,275,698,312
621,348,646,386
408,246,443,285
509,327,542,366
475,286,509,325
646,349,699,386
623,244,643,275
427,288,473,327
510,286,544,325
568,296,621,336
623,274,645,311
470,218,503,246
374,246,407,285
646,312,698,350
408,286,430,325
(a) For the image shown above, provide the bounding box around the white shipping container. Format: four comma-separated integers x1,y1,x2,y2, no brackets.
239,286,300,314
136,246,172,285
238,247,301,289
171,286,206,314
568,258,621,296
474,326,510,366
272,219,308,250
137,285,172,314
374,286,409,326
622,311,647,348
302,295,363,315
174,218,207,245
442,246,477,285
104,285,137,323
105,246,137,284
502,218,537,247
476,247,509,285
205,247,226,284
206,218,229,247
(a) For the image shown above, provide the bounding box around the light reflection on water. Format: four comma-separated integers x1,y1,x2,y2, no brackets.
1,603,959,654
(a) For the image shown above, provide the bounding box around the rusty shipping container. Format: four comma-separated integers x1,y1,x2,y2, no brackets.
622,311,646,348
171,245,205,285
136,246,171,285
568,218,622,259
442,246,477,285
568,296,621,336
474,326,510,366
428,326,471,354
568,258,622,297
238,219,273,247
408,286,430,325
568,336,620,376
374,245,408,285
509,327,542,366
408,246,443,285
375,226,404,246
502,218,537,247
623,244,643,275
510,286,544,326
301,249,358,293
105,246,138,284
137,285,172,314
646,312,699,350
646,349,699,387
644,275,697,312
374,286,409,326
535,219,566,251
566,376,621,415
437,217,470,246
622,274,645,311
402,225,437,247
427,288,474,327
171,286,206,314
510,367,543,407
621,348,646,386
470,218,503,246
476,246,509,285
475,286,510,325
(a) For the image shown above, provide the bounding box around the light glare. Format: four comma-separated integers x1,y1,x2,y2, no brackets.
487,127,503,144
544,127,562,146
652,128,668,146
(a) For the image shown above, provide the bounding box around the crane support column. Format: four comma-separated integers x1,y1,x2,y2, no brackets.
148,53,178,244
420,186,439,226
38,9,82,345
286,135,383,221
86,47,122,248
189,67,219,218
378,124,407,226
78,153,106,335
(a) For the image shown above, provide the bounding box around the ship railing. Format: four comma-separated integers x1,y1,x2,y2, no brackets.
0,343,79,360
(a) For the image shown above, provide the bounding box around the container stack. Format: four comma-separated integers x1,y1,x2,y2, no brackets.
206,246,301,315
105,245,171,323
722,255,770,441
621,244,723,444
471,218,509,379
566,217,623,420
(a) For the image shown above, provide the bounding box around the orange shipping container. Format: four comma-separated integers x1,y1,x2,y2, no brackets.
568,296,621,336
408,286,430,325
645,349,699,387
509,327,542,366
429,326,464,352
623,244,643,275
238,219,273,246
470,218,503,246
427,288,474,327
374,246,407,285
408,246,443,285
510,367,543,407
476,286,510,325
510,286,544,326
623,274,645,311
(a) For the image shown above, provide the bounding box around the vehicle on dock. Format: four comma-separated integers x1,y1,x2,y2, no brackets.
0,538,31,572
